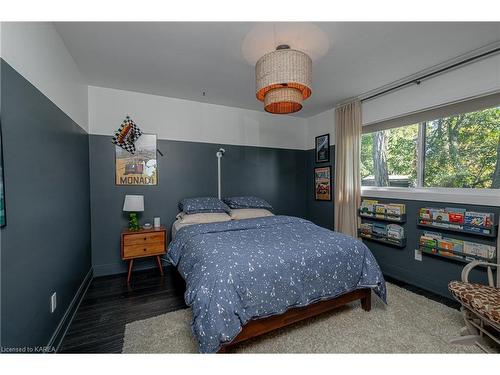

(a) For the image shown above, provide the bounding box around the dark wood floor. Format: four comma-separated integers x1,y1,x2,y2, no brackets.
59,266,186,353
59,267,459,353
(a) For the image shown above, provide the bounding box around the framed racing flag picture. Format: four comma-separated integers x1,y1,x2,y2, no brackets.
115,134,158,185
314,166,332,201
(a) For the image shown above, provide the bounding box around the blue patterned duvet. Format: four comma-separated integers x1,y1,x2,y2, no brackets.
168,216,386,353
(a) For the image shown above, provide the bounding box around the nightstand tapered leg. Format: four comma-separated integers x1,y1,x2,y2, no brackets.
156,256,164,276
127,259,134,284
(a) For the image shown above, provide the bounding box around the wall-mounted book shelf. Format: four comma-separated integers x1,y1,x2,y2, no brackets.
417,219,498,238
417,245,496,264
358,209,406,223
358,229,406,248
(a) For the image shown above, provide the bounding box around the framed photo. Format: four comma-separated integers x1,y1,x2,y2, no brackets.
116,133,158,185
314,166,332,201
0,123,5,227
315,133,330,163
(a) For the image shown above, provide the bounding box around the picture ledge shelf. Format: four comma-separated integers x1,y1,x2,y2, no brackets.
357,230,406,248
358,209,406,223
418,246,496,265
417,220,498,238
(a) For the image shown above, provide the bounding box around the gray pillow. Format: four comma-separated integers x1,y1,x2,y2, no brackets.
223,196,273,211
178,197,230,214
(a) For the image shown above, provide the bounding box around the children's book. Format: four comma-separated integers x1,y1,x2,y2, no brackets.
374,204,386,218
464,212,493,228
387,224,404,240
372,223,387,236
386,204,405,216
360,223,373,235
360,200,378,215
443,237,464,252
464,242,495,259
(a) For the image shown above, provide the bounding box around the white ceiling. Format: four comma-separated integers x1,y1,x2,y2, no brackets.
54,22,500,117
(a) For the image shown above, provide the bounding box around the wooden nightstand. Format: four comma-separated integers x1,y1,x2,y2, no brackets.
121,226,167,284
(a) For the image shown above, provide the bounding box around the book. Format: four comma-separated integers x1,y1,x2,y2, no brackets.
360,200,378,216
464,242,495,260
372,223,387,236
433,211,449,223
437,239,453,251
374,204,386,218
448,212,464,225
387,224,404,240
419,208,431,219
446,208,465,228
386,204,405,216
419,236,438,248
443,237,464,252
464,212,493,228
360,223,373,235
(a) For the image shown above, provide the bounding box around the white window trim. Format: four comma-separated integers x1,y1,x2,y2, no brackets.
361,100,500,204
361,186,500,207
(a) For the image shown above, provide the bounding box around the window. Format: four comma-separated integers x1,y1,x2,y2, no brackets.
361,106,500,189
361,123,419,188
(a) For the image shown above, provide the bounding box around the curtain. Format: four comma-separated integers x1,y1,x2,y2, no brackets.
334,101,362,237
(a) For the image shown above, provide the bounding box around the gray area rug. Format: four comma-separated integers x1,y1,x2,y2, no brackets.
122,283,481,353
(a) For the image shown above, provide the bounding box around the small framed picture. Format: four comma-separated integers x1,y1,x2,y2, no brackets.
314,166,332,201
315,134,330,163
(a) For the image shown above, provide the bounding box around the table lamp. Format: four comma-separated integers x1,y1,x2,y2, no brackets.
123,195,144,231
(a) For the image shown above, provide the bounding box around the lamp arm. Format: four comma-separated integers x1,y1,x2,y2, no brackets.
216,148,225,199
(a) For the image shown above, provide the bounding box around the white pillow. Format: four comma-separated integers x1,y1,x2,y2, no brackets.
176,211,231,224
229,208,274,220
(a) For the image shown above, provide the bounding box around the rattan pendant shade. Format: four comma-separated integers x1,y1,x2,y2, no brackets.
255,47,312,114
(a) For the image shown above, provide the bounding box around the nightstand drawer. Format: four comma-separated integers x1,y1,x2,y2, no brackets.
121,226,167,283
123,242,165,258
123,232,165,246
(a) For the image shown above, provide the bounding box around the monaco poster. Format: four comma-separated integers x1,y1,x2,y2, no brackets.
115,134,157,185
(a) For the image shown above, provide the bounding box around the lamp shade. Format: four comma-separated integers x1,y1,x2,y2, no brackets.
123,195,144,212
255,47,312,114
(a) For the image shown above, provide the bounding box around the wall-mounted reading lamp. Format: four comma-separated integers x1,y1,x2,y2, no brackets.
216,148,225,199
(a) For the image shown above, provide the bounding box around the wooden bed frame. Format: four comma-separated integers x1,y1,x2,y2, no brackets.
217,288,372,353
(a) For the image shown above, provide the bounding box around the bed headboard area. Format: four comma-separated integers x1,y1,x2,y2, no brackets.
88,136,308,276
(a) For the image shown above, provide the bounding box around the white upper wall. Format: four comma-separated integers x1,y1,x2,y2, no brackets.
88,86,308,150
0,22,88,131
1,22,496,148
363,53,500,125
306,108,335,149
305,52,500,148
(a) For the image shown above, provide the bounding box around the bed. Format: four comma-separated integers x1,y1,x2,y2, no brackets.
171,219,190,239
167,215,386,353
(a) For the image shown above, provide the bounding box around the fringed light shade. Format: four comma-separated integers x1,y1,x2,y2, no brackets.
255,45,312,114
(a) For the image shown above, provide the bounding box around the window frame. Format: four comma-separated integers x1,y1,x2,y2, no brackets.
360,93,500,206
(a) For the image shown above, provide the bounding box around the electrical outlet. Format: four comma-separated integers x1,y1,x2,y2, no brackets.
50,292,57,313
415,250,422,261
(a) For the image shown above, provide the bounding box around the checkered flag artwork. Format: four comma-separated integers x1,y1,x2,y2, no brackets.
112,116,142,154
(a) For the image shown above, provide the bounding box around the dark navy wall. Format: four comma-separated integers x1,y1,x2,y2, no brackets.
89,135,308,276
359,197,498,299
306,145,335,230
0,60,91,349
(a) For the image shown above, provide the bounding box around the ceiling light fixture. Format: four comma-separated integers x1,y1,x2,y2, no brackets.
255,44,312,114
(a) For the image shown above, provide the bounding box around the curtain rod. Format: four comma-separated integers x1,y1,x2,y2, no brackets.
360,46,500,103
